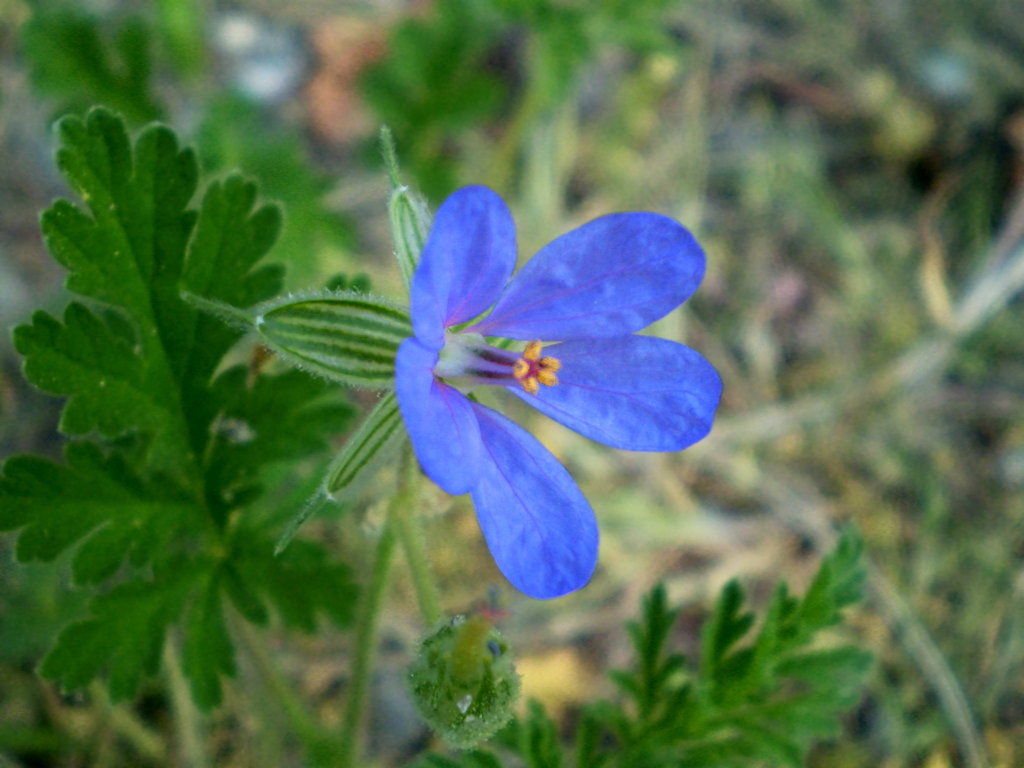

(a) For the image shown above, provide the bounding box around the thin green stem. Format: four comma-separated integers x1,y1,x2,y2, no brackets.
390,451,442,625
162,640,208,768
233,615,336,762
338,502,400,768
88,681,166,764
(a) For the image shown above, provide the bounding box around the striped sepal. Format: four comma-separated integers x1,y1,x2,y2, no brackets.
275,391,406,554
389,184,431,289
323,390,405,496
254,291,411,388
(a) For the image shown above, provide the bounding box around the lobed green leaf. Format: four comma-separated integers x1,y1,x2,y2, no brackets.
182,572,237,710
0,442,196,581
40,566,200,701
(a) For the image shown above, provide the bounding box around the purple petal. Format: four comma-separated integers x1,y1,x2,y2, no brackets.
395,338,482,495
469,402,598,599
471,213,703,340
510,335,722,451
410,186,517,350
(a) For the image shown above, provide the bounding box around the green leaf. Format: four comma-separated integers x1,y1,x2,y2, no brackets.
14,305,186,473
21,5,162,124
4,108,359,713
252,291,411,388
40,566,199,701
231,530,357,632
196,93,354,289
206,366,354,524
0,442,196,583
182,571,236,710
29,108,200,474
444,528,873,768
179,173,284,385
517,700,563,768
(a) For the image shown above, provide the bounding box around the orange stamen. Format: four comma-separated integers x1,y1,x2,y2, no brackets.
515,341,560,395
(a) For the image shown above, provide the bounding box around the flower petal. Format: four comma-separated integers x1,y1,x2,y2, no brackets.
471,213,704,340
395,338,482,494
410,185,517,350
511,335,722,451
469,402,598,599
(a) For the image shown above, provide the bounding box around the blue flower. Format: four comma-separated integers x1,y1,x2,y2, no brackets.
395,186,722,599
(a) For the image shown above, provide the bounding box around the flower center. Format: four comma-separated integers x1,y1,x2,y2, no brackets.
511,340,561,395
434,334,561,395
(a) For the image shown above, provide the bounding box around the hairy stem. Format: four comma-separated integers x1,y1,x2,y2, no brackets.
338,501,399,768
390,449,443,625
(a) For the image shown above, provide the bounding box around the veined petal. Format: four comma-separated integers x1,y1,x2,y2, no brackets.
471,213,703,340
395,338,482,494
410,186,516,350
470,403,598,599
510,335,722,451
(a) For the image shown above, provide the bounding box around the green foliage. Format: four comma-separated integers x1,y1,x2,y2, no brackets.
196,94,355,288
20,6,353,289
21,4,162,124
0,109,358,709
362,0,687,198
418,528,871,767
360,0,507,199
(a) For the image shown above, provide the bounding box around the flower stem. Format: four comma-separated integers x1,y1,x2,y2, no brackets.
233,614,337,763
162,639,208,768
390,449,443,625
338,502,399,768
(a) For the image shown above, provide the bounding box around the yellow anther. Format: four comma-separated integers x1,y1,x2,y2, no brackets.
513,340,561,395
536,370,559,387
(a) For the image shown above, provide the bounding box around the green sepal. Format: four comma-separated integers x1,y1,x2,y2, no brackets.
275,391,405,554
254,291,411,388
379,125,431,289
389,184,432,289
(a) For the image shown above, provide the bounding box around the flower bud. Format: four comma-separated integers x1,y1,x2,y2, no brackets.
408,614,520,748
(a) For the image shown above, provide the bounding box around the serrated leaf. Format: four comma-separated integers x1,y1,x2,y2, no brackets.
252,292,411,388
40,566,200,700
196,92,354,289
5,108,367,717
14,305,187,471
28,109,201,474
0,442,196,582
182,572,236,710
699,578,754,696
179,174,284,385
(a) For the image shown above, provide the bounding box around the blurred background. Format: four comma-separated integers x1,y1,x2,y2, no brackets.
1,0,1023,766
